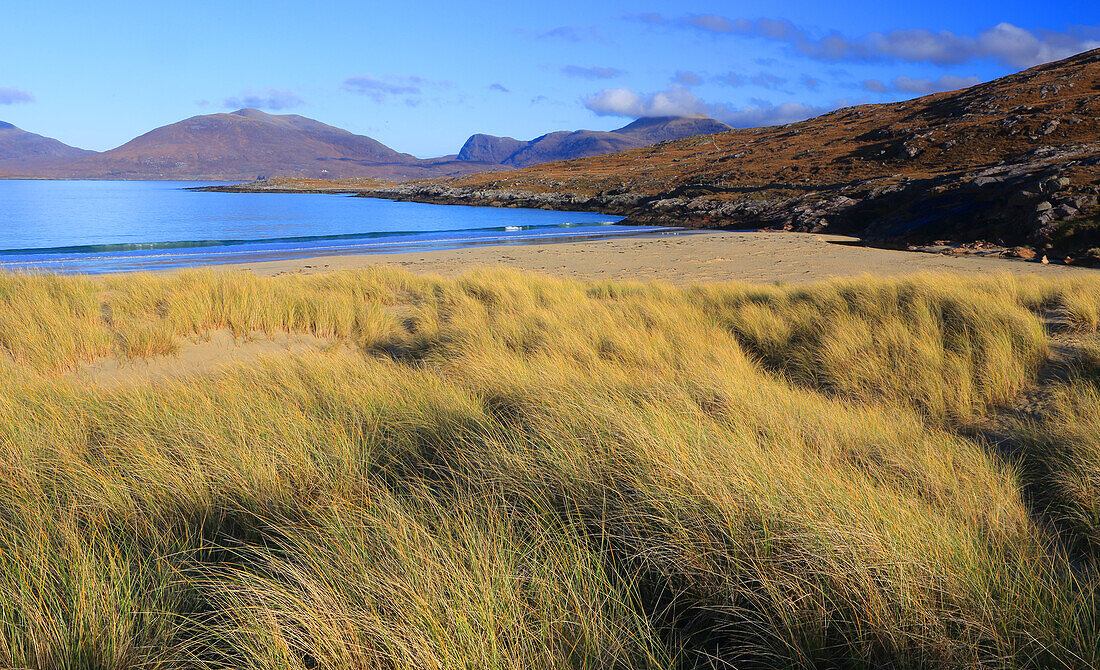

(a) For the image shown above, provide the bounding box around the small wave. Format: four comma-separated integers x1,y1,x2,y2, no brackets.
0,220,624,257
0,227,676,272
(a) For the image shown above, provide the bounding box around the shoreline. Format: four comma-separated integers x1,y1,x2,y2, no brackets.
197,230,1099,285
201,181,1100,268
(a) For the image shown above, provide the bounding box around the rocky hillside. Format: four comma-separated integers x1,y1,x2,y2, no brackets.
456,115,731,168
367,49,1100,262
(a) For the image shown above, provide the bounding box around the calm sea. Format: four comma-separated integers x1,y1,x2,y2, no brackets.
0,180,673,273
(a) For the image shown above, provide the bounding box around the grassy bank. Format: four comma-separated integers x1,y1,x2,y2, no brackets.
1,268,1099,668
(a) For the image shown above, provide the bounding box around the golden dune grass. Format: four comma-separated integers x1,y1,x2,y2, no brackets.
0,267,1098,668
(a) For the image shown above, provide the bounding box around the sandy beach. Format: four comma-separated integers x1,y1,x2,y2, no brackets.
214,230,1098,284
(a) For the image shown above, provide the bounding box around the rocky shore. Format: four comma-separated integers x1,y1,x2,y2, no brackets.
356,143,1100,264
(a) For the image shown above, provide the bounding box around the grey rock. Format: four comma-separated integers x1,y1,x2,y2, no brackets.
1055,205,1080,219
899,144,922,159
1041,176,1072,192
1069,195,1098,209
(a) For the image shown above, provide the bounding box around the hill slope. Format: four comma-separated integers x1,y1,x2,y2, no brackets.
372,49,1100,260
0,122,95,174
57,109,438,180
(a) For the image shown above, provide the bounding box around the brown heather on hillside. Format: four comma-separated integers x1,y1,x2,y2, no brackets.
324,48,1100,261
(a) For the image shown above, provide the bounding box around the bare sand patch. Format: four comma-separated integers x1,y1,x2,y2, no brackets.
72,330,346,386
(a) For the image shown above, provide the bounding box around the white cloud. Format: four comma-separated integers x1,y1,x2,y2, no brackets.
538,25,600,42
750,73,787,89
222,89,303,110
685,15,737,34
0,88,34,105
891,74,981,94
561,65,626,79
584,86,701,118
673,70,703,86
584,85,838,127
861,74,982,95
721,100,837,127
676,16,1100,68
342,74,432,102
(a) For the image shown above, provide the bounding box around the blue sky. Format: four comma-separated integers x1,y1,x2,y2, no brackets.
1,0,1098,157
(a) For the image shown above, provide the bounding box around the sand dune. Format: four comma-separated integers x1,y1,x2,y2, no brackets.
71,329,344,386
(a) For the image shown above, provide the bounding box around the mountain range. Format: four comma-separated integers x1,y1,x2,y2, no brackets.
0,111,730,181
456,115,730,167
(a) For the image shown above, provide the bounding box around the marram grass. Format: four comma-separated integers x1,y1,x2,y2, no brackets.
0,267,1098,669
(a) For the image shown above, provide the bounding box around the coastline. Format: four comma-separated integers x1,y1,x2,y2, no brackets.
196,230,1099,284
201,177,1100,267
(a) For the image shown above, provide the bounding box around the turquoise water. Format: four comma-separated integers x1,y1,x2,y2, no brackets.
0,180,672,273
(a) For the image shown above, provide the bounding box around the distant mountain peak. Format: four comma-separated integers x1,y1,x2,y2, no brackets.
229,108,278,119
456,134,527,164
625,113,709,123
456,115,732,169
0,122,93,167
53,108,422,180
615,114,714,128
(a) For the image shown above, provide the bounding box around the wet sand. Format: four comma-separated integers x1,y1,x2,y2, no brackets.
210,231,1098,284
